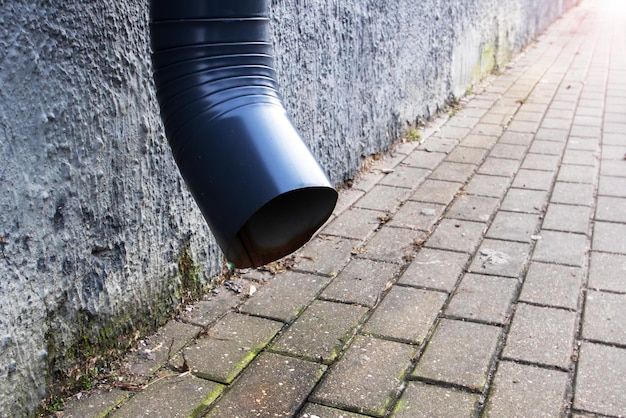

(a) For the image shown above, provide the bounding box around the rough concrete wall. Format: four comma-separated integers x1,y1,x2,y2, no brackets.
0,0,576,415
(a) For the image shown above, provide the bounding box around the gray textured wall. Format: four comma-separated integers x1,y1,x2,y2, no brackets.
0,0,576,415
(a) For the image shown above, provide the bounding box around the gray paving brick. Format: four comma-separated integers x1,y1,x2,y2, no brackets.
388,201,445,231
299,404,369,418
603,132,626,146
520,262,583,310
602,144,626,160
572,125,602,138
533,230,588,266
378,166,431,189
535,128,569,142
184,312,282,383
546,108,575,119
420,137,459,153
592,222,626,254
481,112,511,125
392,382,478,418
541,117,572,131
469,239,531,278
486,211,541,242
563,149,599,166
557,164,598,184
445,195,500,223
424,219,486,254
567,136,599,151
598,176,626,198
522,153,561,171
529,140,567,155
473,123,504,137
574,343,626,416
295,235,357,276
490,143,528,160
402,150,447,169
412,319,501,390
434,125,472,140
477,157,521,177
272,300,368,364
543,203,592,234
352,170,385,192
583,290,626,345
484,362,568,417
323,207,385,240
500,188,549,213
399,248,470,292
596,196,626,223
464,174,511,198
207,352,325,418
360,226,426,264
311,336,415,417
363,286,446,344
429,161,476,183
111,374,224,418
589,251,626,293
446,146,489,165
514,111,544,123
409,179,462,205
601,160,626,177
551,182,595,206
512,169,556,190
321,258,400,307
333,188,366,215
460,133,499,149
508,120,540,133
354,185,413,213
447,114,481,129
61,389,129,418
240,271,332,322
446,273,517,324
178,291,242,328
502,303,576,369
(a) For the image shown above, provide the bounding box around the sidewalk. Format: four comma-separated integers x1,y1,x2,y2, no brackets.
61,0,626,416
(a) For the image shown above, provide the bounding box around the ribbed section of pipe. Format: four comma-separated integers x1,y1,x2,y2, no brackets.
149,0,337,268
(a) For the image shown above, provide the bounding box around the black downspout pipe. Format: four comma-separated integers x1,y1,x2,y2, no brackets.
149,0,338,268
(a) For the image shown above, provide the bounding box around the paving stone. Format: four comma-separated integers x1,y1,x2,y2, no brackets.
412,319,501,390
572,125,602,138
532,230,588,266
207,352,325,418
429,162,476,183
323,207,385,240
420,137,459,153
473,123,504,137
111,374,224,418
477,157,521,177
582,290,626,345
272,300,368,364
299,404,369,418
445,195,500,223
446,114,481,128
354,185,413,213
481,112,511,125
424,219,486,254
557,164,598,184
522,153,561,171
500,188,549,213
61,389,129,418
529,140,566,155
519,262,583,310
596,196,626,223
563,149,599,166
512,169,556,190
588,251,626,293
445,146,489,165
592,222,626,254
352,170,385,192
542,203,592,234
574,343,626,416
598,176,626,198
333,188,366,215
460,133,499,149
507,120,540,133
363,286,446,344
469,239,531,278
311,336,415,417
464,174,510,198
321,258,400,307
484,361,569,417
567,136,599,151
433,125,472,140
183,312,282,383
486,211,541,242
409,179,462,205
124,320,203,378
603,132,626,146
502,303,576,369
378,166,431,189
392,382,478,418
388,201,445,231
551,182,595,206
446,273,517,324
514,111,544,123
360,226,426,264
240,271,332,322
601,160,626,177
541,118,572,131
489,143,528,160
178,291,242,327
399,248,470,292
295,235,357,276
546,108,575,119
535,128,569,142
602,145,626,160
402,150,447,169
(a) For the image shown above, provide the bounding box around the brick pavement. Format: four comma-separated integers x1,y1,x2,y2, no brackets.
61,0,626,416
